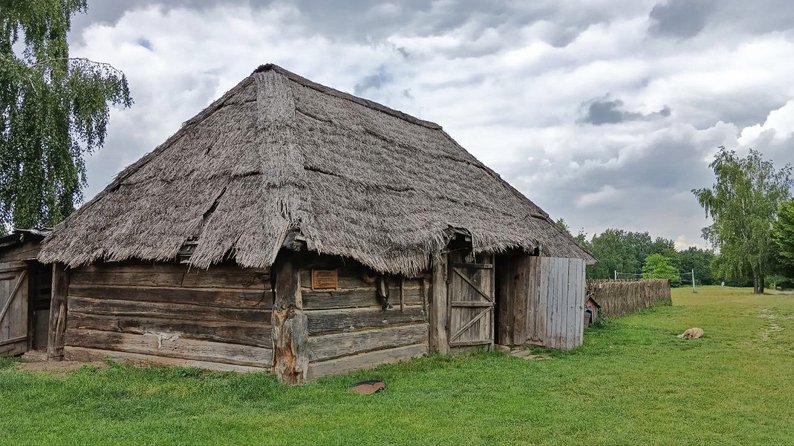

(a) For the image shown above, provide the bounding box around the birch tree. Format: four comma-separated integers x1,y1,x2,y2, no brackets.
0,0,132,230
693,147,792,294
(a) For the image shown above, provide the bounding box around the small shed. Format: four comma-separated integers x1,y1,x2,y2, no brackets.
584,296,601,326
0,229,52,355
36,64,595,382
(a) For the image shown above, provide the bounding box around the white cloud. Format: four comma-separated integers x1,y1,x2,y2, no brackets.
69,0,794,248
739,99,794,146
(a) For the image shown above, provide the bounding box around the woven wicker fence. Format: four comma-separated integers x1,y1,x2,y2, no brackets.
586,279,672,317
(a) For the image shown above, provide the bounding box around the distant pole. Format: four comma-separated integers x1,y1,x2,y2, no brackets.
614,270,617,281
691,269,696,292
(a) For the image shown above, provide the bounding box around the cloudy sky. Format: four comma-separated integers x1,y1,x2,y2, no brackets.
68,0,794,249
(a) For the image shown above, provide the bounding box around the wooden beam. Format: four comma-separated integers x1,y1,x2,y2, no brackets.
65,346,267,373
429,253,449,354
47,263,69,361
271,254,308,384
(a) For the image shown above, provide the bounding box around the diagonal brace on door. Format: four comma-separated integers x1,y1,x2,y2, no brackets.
449,306,490,342
452,267,492,302
0,270,27,324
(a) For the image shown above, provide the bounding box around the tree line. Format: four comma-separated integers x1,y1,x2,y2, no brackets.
556,222,716,286
561,147,794,292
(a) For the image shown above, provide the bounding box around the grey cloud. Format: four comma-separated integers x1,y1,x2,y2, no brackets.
74,0,623,52
136,38,152,50
649,0,715,38
579,97,671,126
353,66,392,96
648,0,794,40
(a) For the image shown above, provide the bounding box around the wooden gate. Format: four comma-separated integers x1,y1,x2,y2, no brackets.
447,254,494,348
0,261,28,355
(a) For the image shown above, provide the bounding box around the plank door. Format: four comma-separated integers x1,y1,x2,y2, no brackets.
0,262,28,355
447,254,494,348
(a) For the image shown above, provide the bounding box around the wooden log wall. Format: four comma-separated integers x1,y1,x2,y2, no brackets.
298,254,429,380
586,279,672,318
62,261,273,372
498,256,586,351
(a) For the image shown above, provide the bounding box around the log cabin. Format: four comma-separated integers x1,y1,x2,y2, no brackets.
37,64,595,383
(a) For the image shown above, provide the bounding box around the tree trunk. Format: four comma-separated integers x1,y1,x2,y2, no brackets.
752,274,764,294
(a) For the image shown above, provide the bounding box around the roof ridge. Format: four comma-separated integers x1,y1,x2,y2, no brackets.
253,63,442,131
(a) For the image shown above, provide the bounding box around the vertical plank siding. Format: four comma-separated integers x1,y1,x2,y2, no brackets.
0,263,28,355
1,239,49,356
498,256,586,351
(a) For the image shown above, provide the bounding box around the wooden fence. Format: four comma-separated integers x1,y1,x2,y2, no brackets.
586,279,671,317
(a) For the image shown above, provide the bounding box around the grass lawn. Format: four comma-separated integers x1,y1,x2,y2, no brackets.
1,286,792,445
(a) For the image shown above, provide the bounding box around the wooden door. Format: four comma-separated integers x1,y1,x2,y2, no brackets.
447,254,494,348
0,261,28,355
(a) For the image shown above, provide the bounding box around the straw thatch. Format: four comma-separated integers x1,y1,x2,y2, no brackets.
38,64,594,275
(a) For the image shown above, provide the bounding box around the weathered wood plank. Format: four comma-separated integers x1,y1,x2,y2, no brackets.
72,264,269,290
64,346,268,373
0,241,40,261
496,256,513,345
537,257,548,346
308,323,428,361
67,312,272,347
68,296,270,323
182,269,270,290
429,253,449,354
47,263,69,361
272,255,309,385
70,270,185,288
301,289,379,310
307,306,426,335
0,338,28,356
68,285,272,309
66,328,271,367
307,342,427,380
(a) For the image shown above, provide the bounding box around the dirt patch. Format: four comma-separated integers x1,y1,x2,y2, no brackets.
496,345,552,360
758,309,787,342
14,350,106,374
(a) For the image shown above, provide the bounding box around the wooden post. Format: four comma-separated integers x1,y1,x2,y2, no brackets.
429,252,449,354
271,254,308,385
47,263,69,361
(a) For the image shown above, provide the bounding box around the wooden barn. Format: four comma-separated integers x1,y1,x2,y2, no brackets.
0,229,52,355
37,64,595,383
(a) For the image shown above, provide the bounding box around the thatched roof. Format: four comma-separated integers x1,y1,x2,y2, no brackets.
39,64,595,275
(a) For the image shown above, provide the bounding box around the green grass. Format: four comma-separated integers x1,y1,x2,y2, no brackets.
1,286,792,445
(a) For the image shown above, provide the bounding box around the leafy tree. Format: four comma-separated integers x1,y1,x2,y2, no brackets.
0,0,132,229
693,147,792,293
642,253,681,286
677,247,716,285
555,218,570,235
585,228,677,279
772,199,794,278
